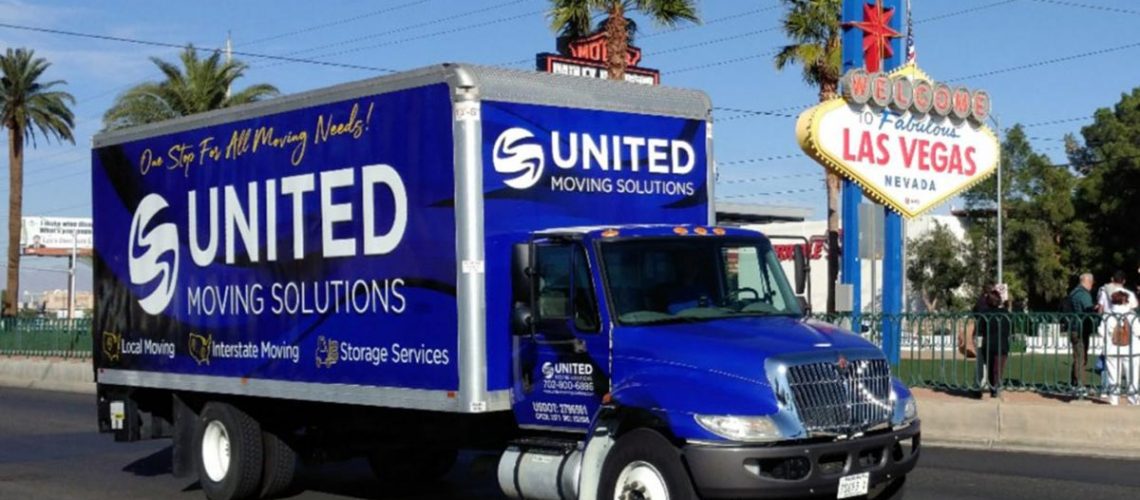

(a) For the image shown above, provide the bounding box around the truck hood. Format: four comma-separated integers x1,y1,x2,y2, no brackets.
609,316,883,424
614,316,878,379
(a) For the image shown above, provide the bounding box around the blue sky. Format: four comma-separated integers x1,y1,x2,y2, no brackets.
1,0,1139,292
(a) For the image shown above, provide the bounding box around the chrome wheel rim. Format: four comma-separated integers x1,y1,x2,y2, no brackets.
201,420,231,482
614,460,669,500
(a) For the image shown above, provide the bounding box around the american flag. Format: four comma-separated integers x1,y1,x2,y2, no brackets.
906,0,916,63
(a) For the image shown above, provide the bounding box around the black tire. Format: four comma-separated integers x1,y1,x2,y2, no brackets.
259,430,298,499
367,447,458,484
196,403,264,500
598,428,697,500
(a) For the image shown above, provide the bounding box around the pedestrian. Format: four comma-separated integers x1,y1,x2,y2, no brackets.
974,286,1011,399
1097,270,1138,312
1067,273,1100,388
1100,291,1140,405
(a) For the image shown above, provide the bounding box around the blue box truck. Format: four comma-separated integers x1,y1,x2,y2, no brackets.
92,64,919,500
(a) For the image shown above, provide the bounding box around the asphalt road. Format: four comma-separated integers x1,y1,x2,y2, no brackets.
3,386,1140,499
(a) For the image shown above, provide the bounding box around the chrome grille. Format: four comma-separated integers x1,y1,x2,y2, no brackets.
785,358,892,435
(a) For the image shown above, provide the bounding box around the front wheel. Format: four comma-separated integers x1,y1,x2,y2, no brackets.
598,429,696,500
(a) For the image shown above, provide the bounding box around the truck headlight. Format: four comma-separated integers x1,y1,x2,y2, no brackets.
695,415,782,442
904,397,918,422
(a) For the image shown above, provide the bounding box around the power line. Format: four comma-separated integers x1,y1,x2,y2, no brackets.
718,153,806,167
495,3,782,68
718,171,824,186
0,22,399,73
270,0,531,60
713,106,799,120
720,186,826,200
640,3,781,40
716,105,809,123
668,49,781,75
915,0,1019,24
1024,0,1140,16
947,40,1140,82
242,0,432,47
1023,116,1090,128
646,26,782,57
297,9,546,65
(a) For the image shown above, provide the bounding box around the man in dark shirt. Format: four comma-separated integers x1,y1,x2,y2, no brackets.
1068,273,1099,388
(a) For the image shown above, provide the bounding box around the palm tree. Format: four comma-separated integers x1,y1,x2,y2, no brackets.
548,0,699,81
774,0,843,313
103,45,279,130
0,48,75,316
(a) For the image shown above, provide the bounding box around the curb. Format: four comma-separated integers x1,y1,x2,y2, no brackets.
917,395,1140,459
0,356,95,394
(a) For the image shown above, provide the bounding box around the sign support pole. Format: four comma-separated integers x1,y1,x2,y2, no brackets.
840,0,864,326
879,0,906,366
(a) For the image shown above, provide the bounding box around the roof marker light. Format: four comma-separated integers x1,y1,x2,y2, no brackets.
673,227,689,235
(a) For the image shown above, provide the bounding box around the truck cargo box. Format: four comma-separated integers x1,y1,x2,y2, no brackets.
92,64,712,414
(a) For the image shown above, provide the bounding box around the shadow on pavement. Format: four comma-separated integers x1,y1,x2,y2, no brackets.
121,445,172,477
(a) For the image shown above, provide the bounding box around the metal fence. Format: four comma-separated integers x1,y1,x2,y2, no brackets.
811,312,1140,401
1,312,1137,401
0,318,92,358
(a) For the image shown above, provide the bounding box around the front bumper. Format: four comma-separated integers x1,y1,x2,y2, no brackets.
683,420,921,499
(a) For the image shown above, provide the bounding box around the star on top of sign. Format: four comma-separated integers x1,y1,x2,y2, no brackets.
843,0,902,72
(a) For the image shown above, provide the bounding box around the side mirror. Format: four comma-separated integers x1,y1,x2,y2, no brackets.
793,244,809,295
511,243,536,336
512,243,533,304
511,302,534,336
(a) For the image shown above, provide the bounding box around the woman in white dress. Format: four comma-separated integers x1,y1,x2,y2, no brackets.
1101,291,1140,405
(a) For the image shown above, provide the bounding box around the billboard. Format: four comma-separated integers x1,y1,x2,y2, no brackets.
21,216,93,256
537,32,661,85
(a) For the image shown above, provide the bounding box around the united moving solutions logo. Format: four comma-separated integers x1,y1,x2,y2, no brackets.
490,125,699,195
128,193,180,314
492,127,545,189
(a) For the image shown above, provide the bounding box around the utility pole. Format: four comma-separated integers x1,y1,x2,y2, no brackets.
67,226,76,322
990,114,1003,287
225,31,233,99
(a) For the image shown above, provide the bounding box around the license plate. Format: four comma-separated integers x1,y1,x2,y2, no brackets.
836,472,870,499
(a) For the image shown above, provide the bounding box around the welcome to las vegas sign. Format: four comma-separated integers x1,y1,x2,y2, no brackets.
796,63,1000,218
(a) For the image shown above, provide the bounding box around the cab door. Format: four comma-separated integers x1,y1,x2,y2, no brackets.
512,239,609,431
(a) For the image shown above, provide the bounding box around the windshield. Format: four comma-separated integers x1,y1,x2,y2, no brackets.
600,237,802,325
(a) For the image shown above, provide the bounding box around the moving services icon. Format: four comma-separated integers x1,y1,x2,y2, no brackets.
189,333,212,366
315,335,339,368
102,331,121,363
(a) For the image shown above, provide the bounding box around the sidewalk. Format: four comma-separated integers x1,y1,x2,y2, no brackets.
914,387,1140,459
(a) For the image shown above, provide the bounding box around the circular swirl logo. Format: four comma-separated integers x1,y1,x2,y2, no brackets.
128,194,180,315
492,127,545,190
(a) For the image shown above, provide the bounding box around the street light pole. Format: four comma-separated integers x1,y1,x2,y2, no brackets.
990,114,1003,286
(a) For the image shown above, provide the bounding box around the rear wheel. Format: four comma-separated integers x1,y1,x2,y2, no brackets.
259,429,298,499
598,428,696,500
196,403,264,500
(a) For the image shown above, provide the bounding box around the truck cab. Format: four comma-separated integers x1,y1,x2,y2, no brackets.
502,224,920,499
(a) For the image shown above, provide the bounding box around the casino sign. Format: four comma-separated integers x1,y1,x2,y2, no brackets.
536,32,661,85
796,63,999,218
